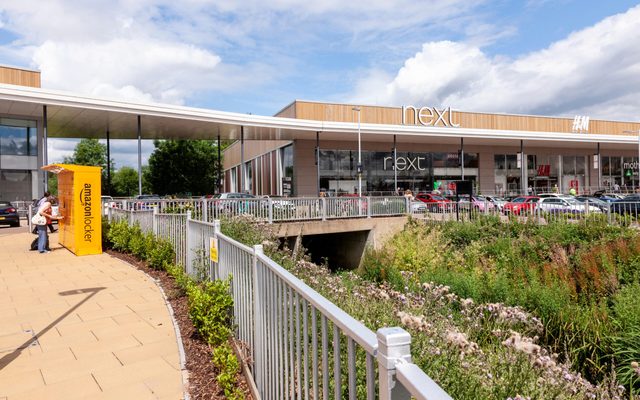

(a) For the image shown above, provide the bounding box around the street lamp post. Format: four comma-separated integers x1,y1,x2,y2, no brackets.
353,106,362,197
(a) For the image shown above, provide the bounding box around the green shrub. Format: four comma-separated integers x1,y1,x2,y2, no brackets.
127,224,148,258
187,278,234,346
211,342,244,399
148,238,175,270
107,220,132,252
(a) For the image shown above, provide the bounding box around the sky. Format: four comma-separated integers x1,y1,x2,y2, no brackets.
0,0,639,168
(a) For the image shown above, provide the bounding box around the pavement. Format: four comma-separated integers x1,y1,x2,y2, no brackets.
0,230,185,399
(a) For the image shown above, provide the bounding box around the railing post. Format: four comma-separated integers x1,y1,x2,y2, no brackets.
321,197,327,221
122,199,127,211
186,210,192,275
153,206,158,236
202,198,208,222
367,196,372,218
268,197,273,224
211,219,221,280
252,244,264,395
377,327,412,400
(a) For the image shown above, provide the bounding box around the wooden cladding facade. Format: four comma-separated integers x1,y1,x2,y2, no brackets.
276,100,640,136
0,66,41,88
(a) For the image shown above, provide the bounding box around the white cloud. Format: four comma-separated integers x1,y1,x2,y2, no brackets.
32,39,221,104
351,4,640,120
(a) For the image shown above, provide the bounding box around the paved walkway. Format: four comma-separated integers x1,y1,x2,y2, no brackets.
0,232,185,400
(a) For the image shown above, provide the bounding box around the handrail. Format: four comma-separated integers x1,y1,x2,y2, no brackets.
253,246,378,354
396,360,453,400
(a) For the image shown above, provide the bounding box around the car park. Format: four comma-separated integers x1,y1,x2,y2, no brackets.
537,197,601,214
502,196,540,215
0,201,20,227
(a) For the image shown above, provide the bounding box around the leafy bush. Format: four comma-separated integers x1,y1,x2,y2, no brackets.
107,220,132,252
211,342,244,400
187,278,234,346
147,238,175,270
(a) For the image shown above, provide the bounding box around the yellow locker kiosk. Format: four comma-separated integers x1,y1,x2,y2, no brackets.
42,164,102,256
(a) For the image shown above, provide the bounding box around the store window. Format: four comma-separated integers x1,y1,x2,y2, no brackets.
318,149,478,195
0,119,37,157
281,145,294,196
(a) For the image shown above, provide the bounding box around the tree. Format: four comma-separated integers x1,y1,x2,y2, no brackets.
147,140,221,196
63,138,114,193
111,166,139,197
63,139,107,168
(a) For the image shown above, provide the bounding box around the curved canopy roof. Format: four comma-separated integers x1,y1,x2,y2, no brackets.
0,83,637,151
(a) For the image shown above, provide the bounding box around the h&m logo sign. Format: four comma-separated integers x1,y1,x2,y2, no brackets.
402,106,460,127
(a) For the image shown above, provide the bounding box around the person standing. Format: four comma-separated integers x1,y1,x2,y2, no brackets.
36,191,56,233
36,196,63,254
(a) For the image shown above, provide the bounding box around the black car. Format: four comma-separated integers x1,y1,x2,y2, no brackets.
0,201,20,227
610,195,640,215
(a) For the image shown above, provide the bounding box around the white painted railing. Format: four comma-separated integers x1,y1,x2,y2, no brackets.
107,206,452,400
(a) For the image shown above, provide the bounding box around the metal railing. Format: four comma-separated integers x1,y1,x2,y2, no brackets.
154,211,188,268
107,205,452,400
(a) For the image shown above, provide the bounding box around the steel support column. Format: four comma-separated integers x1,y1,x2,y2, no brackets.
393,135,398,193
217,134,222,194
597,142,601,190
43,105,48,191
520,140,527,195
316,131,321,195
460,137,465,180
106,129,111,196
137,115,142,196
240,126,245,193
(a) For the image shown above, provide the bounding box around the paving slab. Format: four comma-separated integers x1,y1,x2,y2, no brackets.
0,232,185,399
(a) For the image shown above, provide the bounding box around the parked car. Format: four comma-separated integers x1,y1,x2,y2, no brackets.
484,195,507,212
411,201,427,213
537,197,601,214
610,195,640,215
503,196,540,215
0,201,20,227
415,193,451,212
593,190,625,200
134,194,160,210
102,195,116,215
574,195,610,212
212,193,258,213
457,195,495,212
260,195,295,211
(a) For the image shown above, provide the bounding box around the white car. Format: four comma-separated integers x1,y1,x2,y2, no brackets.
537,197,601,214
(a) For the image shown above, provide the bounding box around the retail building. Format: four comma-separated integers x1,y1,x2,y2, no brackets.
222,101,640,196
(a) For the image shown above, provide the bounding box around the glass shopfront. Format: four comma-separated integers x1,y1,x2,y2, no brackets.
602,155,639,191
319,149,478,195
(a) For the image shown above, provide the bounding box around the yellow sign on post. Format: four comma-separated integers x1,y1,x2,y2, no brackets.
209,237,218,263
42,164,102,256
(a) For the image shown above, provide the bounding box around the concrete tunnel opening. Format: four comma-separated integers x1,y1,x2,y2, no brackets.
282,230,371,271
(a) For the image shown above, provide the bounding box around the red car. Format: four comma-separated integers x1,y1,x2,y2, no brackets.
415,193,451,212
502,196,540,215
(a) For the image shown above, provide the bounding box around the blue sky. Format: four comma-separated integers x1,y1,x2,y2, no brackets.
0,0,639,167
